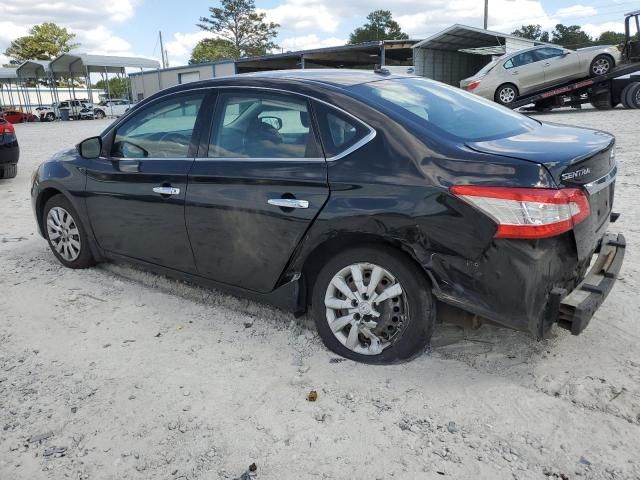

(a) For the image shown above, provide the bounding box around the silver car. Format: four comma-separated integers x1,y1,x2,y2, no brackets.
460,45,622,105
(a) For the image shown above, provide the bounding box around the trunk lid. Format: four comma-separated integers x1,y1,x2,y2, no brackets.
466,121,616,260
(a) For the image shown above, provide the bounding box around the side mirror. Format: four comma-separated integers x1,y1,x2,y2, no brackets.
562,51,571,56
77,136,102,159
260,116,283,131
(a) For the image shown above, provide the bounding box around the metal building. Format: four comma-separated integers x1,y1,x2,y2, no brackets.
128,40,418,100
413,24,550,86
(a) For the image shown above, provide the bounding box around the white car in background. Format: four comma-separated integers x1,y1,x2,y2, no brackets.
460,44,622,105
94,99,133,118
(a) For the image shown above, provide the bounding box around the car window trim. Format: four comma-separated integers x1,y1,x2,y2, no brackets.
205,88,324,162
102,85,376,163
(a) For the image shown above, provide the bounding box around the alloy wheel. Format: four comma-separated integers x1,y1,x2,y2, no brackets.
324,262,408,355
592,58,610,75
46,207,82,262
499,87,516,104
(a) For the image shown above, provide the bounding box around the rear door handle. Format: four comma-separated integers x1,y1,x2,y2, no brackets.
268,198,309,209
153,186,180,195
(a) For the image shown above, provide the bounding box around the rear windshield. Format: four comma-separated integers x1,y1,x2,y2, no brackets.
350,77,538,142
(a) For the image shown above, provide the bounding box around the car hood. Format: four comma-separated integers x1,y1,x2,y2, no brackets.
466,121,615,185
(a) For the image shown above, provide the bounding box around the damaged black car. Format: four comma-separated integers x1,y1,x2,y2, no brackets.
30,70,625,363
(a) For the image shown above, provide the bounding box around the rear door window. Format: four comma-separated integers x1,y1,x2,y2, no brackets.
313,103,372,158
208,92,322,159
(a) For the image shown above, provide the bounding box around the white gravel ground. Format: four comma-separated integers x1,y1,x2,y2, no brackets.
1,109,639,480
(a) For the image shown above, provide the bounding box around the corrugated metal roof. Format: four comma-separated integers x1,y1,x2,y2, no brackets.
50,54,160,74
413,24,550,51
16,60,50,79
0,67,18,81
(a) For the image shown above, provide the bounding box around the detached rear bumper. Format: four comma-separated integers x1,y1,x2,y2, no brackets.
550,232,625,335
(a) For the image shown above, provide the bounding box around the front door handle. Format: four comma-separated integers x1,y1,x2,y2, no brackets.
268,198,309,209
153,186,180,195
511,71,519,75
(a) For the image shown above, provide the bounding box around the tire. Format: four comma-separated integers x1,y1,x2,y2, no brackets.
590,98,614,110
495,83,519,106
620,83,634,108
0,163,17,179
624,82,640,109
94,110,105,119
43,195,95,269
45,113,55,122
590,54,614,77
311,246,435,364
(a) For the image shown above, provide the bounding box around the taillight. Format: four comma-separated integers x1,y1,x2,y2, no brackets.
450,186,590,239
466,80,481,91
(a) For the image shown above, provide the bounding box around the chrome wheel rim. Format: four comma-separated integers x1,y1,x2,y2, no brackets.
46,207,81,262
593,58,610,75
499,87,516,103
324,262,408,356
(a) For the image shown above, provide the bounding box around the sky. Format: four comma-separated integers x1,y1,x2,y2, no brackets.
0,0,636,67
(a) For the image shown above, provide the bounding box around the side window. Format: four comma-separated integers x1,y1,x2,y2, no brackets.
535,47,564,60
209,92,321,158
112,93,204,159
508,51,537,68
314,103,371,158
504,58,514,69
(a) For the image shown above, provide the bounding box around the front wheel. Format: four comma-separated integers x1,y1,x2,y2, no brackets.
311,246,435,364
94,110,106,119
43,195,95,269
495,84,519,105
590,55,613,77
45,113,55,122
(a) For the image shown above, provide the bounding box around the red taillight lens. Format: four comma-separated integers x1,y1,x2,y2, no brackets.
450,186,590,239
466,80,481,91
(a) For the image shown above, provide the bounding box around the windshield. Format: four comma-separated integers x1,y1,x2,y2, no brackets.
350,77,539,142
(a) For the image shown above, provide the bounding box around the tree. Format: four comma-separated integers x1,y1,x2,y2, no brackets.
93,77,129,99
511,25,550,42
4,23,79,63
595,31,626,45
197,0,279,57
348,10,409,44
551,24,592,49
190,38,240,64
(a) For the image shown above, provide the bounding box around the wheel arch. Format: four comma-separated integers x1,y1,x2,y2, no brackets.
296,232,431,310
36,187,66,235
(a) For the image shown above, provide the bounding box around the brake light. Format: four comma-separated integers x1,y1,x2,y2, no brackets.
450,186,590,239
466,80,481,91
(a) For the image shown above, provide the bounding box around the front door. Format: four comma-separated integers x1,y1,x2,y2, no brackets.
84,91,208,273
537,47,581,85
185,89,330,293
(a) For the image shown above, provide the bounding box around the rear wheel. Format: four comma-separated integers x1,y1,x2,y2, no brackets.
43,195,95,269
0,163,17,179
495,84,518,106
590,55,614,76
311,246,435,364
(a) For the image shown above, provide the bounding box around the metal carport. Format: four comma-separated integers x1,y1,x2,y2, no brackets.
0,67,21,110
16,60,58,110
413,24,549,86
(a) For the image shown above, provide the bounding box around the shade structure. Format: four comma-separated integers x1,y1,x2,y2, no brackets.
15,60,50,79
0,67,18,81
50,54,160,75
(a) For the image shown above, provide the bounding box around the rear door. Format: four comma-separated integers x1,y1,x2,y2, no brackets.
185,89,329,293
537,47,581,85
84,90,208,273
503,50,545,94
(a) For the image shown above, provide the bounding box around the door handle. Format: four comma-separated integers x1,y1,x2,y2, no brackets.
544,62,551,66
268,198,309,209
511,71,519,75
153,186,180,195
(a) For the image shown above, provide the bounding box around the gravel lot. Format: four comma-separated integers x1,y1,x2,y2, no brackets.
1,109,639,480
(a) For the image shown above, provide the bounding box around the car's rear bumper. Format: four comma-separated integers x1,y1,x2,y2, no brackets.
550,232,625,335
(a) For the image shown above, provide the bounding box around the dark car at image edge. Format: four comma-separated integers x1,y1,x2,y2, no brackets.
30,70,625,363
0,118,19,179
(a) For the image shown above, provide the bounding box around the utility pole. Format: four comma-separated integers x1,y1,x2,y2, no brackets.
159,31,166,69
484,0,489,29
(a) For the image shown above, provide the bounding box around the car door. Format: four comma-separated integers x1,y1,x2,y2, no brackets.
503,50,545,94
185,89,330,293
84,90,209,273
537,47,581,85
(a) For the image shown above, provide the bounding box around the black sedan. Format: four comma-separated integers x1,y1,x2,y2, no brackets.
30,70,625,363
0,117,19,179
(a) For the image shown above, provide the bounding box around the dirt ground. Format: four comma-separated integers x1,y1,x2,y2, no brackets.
1,109,639,480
